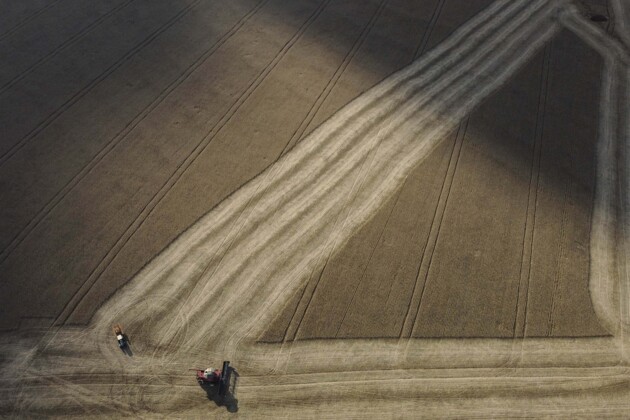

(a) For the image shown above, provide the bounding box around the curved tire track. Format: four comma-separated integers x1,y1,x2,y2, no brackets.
53,0,334,326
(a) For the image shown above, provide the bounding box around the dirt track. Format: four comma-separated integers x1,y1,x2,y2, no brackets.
1,0,630,417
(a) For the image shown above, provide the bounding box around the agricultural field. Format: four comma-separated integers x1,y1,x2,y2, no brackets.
1,0,629,417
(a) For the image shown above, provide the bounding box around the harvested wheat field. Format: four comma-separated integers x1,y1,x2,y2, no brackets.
1,0,629,417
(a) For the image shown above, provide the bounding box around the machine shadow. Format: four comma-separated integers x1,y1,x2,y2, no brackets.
199,367,239,413
121,333,133,356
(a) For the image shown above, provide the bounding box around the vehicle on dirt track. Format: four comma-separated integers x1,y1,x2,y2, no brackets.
192,361,231,397
112,324,128,349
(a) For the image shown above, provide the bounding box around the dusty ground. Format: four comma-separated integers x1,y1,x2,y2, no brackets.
1,0,629,417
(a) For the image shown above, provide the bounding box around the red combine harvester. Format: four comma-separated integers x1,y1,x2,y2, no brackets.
192,361,231,397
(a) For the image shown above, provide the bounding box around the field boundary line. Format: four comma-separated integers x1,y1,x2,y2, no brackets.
0,0,270,266
0,0,201,166
53,0,334,326
0,0,137,96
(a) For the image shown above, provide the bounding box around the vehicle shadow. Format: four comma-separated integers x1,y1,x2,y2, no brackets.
121,334,133,356
199,367,239,413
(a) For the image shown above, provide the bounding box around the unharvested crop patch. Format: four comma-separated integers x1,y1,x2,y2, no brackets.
262,27,609,342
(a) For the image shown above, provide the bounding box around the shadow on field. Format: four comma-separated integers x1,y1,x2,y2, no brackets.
121,334,133,356
199,367,239,413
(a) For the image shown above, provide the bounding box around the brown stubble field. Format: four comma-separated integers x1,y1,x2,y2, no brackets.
1,0,630,417
264,27,607,341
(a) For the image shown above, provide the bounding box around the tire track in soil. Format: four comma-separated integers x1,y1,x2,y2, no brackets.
559,0,630,341
0,0,137,95
351,0,449,339
6,4,630,416
65,0,548,348
412,0,447,58
272,0,396,342
34,372,139,417
0,0,63,42
547,128,572,336
279,0,390,156
0,0,201,166
0,0,270,266
513,42,552,338
188,0,555,350
35,0,554,385
271,0,552,345
334,189,402,337
8,3,616,416
54,0,334,327
401,116,468,338
282,0,450,343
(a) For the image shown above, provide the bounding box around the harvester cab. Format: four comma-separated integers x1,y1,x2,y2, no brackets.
193,361,232,397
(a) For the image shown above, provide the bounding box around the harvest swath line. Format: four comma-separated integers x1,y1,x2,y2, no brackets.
278,0,540,340
54,0,335,328
281,0,390,154
281,0,449,341
124,0,558,349
52,0,334,327
76,0,556,348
